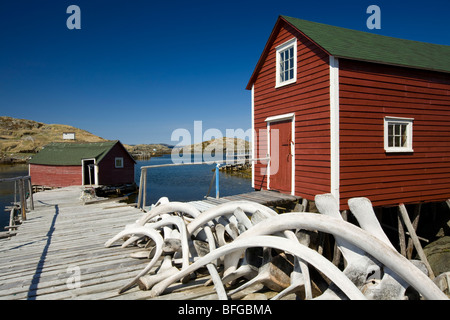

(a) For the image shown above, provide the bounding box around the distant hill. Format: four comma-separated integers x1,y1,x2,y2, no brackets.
0,116,107,163
126,143,173,159
173,137,251,154
0,116,249,164
0,116,174,164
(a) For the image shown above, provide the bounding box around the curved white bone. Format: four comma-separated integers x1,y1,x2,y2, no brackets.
187,201,278,235
116,215,200,293
147,216,190,271
271,257,305,300
138,255,179,290
347,197,394,249
227,247,291,296
205,263,228,300
105,202,203,248
315,194,371,265
208,202,312,298
149,235,366,300
315,194,382,291
185,201,277,280
271,234,312,300
138,201,202,226
221,213,447,300
233,207,253,231
116,227,164,294
348,197,428,299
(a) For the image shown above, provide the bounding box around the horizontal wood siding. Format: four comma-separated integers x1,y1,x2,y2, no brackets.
98,143,135,185
30,164,81,187
339,59,450,208
253,21,331,201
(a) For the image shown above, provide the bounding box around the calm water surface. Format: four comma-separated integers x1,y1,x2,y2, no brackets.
0,155,253,229
135,154,253,205
0,164,29,229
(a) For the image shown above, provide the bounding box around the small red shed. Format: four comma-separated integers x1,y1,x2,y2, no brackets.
247,16,450,210
29,140,135,188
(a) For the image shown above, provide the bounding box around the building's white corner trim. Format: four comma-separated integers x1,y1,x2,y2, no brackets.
329,56,340,207
251,85,255,189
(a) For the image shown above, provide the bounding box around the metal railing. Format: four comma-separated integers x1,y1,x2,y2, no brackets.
136,157,269,210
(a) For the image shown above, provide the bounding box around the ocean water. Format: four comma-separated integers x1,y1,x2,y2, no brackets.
135,154,253,205
0,164,29,230
0,155,253,229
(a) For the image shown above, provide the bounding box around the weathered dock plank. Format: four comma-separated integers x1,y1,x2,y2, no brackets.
0,186,300,300
0,186,178,300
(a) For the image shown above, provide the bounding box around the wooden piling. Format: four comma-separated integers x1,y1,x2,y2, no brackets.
27,177,34,211
398,203,434,279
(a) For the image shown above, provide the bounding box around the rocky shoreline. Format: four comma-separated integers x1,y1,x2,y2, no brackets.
0,156,29,165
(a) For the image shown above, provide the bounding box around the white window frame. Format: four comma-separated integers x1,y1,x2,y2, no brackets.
115,157,124,168
275,38,297,88
384,117,414,153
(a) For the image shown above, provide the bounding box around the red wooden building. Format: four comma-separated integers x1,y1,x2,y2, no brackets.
29,140,135,188
247,16,450,210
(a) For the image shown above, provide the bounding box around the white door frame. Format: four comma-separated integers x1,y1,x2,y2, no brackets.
82,158,98,186
265,112,295,195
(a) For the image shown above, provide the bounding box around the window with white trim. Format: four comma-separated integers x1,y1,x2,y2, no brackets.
275,38,297,88
384,117,414,153
115,157,124,168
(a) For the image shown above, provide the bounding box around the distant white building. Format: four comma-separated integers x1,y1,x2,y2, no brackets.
63,132,76,140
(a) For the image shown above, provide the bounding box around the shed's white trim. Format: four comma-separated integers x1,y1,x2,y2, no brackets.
265,113,295,123
330,56,340,206
81,158,98,186
251,85,255,189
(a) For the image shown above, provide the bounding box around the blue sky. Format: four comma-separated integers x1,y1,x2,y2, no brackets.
0,0,449,145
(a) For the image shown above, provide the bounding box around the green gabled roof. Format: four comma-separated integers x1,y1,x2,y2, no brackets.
247,16,450,89
29,140,120,165
282,15,450,73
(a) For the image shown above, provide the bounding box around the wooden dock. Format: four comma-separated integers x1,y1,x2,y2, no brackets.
0,187,300,300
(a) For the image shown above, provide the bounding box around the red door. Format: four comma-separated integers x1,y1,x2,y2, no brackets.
269,120,292,193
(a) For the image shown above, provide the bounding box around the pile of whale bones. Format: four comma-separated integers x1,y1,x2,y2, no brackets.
105,193,449,300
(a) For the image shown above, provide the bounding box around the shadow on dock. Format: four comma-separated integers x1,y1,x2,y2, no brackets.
27,204,59,300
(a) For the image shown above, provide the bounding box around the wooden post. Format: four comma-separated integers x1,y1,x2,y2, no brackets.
397,212,407,257
27,177,34,211
398,203,434,279
406,203,421,260
142,168,147,210
8,207,15,230
19,178,26,221
137,168,144,209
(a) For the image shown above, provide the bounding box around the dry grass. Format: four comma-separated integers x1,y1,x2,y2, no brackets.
0,116,106,159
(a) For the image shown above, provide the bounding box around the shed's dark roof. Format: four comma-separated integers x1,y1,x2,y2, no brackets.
29,140,126,165
282,15,450,74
